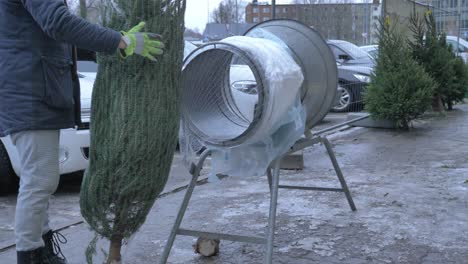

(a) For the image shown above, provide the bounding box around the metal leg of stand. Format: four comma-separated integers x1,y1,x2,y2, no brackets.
321,137,357,211
160,150,211,264
267,167,273,193
265,160,281,264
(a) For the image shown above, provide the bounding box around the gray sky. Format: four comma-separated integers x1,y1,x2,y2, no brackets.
185,0,292,32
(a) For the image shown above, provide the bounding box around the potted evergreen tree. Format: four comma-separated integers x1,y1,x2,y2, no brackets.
364,17,435,129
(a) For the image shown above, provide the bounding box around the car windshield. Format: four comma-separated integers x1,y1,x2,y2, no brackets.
336,41,370,59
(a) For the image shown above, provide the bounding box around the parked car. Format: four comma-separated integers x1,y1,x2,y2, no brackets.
327,40,375,68
332,65,372,112
446,35,468,63
360,44,379,59
325,40,373,112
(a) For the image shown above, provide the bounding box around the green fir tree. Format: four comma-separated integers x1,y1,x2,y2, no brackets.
447,56,468,110
364,17,435,129
79,1,186,263
409,10,467,111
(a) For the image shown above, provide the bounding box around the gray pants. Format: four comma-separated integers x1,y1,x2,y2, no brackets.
11,130,60,251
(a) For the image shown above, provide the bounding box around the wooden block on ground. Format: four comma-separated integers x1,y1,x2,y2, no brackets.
193,238,220,257
280,151,304,170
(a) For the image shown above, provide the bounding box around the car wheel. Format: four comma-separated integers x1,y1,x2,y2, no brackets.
0,141,16,195
332,85,353,112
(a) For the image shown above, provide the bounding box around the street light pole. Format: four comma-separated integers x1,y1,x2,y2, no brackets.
236,0,239,23
272,0,276,19
207,0,210,23
457,0,462,55
381,0,386,20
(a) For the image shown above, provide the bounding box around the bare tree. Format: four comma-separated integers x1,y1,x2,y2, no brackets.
211,0,245,24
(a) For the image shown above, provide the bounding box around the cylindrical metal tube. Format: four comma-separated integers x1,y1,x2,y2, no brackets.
181,20,337,148
182,34,305,147
182,42,267,147
245,20,338,130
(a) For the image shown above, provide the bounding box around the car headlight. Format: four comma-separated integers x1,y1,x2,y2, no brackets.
353,74,371,83
59,147,69,164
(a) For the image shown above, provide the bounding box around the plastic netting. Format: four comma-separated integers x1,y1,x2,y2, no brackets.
79,0,186,263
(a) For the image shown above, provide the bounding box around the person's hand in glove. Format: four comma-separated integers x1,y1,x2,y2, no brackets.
118,22,165,61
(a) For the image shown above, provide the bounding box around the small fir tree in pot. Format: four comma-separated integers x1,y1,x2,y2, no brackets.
409,10,467,111
364,17,435,129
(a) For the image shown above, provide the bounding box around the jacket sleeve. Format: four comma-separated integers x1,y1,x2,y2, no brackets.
21,0,121,53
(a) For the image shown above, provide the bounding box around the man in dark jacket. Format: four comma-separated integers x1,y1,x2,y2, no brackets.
0,0,164,263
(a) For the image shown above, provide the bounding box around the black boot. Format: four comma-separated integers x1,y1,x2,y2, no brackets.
42,230,67,264
17,247,47,264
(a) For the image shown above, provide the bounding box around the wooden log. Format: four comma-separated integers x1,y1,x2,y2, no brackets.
280,151,304,170
193,238,220,257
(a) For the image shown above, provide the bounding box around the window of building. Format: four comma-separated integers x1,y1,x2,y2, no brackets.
253,7,259,13
253,17,259,23
263,7,270,13
283,7,288,13
263,16,270,21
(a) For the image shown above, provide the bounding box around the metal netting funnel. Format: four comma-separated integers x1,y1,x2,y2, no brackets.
181,42,266,147
245,19,338,130
181,34,308,154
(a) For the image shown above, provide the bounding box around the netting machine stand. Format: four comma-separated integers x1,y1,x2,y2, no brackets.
160,132,357,264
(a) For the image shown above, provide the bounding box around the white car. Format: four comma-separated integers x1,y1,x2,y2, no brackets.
0,61,94,193
446,36,468,63
360,44,378,59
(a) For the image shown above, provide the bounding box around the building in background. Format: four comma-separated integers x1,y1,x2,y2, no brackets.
384,0,430,39
245,2,376,45
245,1,434,45
425,0,468,39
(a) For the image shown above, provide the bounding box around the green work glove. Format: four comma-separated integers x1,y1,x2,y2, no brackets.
120,22,165,61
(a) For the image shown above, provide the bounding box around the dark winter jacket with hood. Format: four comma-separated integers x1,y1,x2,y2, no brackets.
0,0,122,137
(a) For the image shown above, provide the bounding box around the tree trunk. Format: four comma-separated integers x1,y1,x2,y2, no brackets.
432,95,444,112
107,235,123,264
447,100,453,111
79,0,87,19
